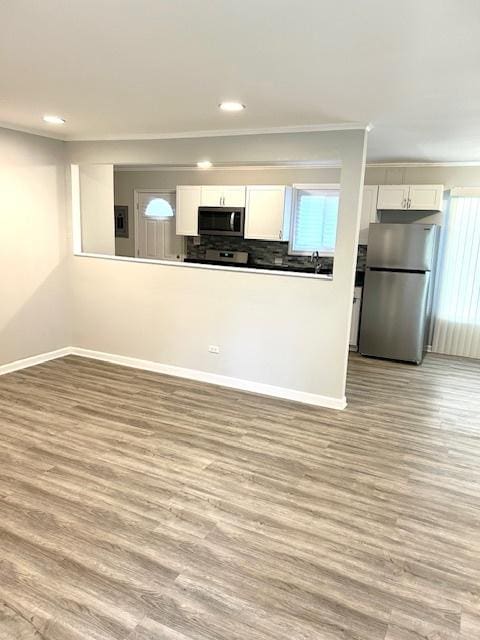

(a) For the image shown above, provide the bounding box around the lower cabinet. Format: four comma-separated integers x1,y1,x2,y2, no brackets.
244,185,292,241
350,286,363,350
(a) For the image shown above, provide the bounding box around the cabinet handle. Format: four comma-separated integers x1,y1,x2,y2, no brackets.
279,230,282,239
408,198,411,209
402,198,406,209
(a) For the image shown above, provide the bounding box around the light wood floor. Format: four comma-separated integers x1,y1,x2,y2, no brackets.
1,353,480,640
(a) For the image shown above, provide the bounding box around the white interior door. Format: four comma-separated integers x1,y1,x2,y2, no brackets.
136,191,184,261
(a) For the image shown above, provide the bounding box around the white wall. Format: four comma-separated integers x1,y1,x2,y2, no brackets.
79,163,115,255
67,130,367,406
0,127,69,365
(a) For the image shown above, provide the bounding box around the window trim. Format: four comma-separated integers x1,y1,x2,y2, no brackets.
288,183,340,257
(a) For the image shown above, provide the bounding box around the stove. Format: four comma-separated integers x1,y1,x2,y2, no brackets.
185,249,249,267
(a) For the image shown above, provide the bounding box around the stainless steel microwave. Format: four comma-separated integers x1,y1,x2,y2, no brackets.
198,206,245,237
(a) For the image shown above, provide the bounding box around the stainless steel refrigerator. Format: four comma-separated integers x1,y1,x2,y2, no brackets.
359,223,438,364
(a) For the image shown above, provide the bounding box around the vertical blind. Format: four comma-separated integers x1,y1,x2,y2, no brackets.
433,191,480,358
290,188,339,254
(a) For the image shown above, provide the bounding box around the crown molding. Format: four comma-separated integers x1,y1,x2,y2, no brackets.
114,161,342,172
0,121,65,141
64,122,370,142
366,161,480,168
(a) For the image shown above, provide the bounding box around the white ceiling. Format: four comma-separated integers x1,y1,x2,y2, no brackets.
1,0,479,163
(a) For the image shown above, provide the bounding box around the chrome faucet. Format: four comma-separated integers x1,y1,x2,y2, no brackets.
311,251,322,273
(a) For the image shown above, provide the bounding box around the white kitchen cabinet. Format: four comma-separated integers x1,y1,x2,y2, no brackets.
349,286,363,350
176,185,201,236
377,185,411,210
200,186,224,207
408,185,443,210
200,185,246,207
244,185,292,241
223,186,246,207
358,185,378,244
377,184,443,211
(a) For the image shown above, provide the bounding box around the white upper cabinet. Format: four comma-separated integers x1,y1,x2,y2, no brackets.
176,185,201,236
222,186,246,207
200,186,224,207
358,185,378,244
200,185,246,207
377,185,411,210
377,184,443,210
408,185,444,210
244,185,292,241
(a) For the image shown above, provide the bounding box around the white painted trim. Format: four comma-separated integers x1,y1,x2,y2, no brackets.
0,348,71,376
291,183,340,189
71,164,82,254
0,345,346,409
73,251,333,280
70,347,347,410
366,161,480,168
450,187,480,197
0,121,66,141
114,162,343,172
107,160,480,171
64,122,370,142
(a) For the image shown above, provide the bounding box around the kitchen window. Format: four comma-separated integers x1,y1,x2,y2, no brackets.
289,185,340,256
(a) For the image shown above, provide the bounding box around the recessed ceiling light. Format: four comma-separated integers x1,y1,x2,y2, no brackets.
43,115,65,125
197,160,212,169
219,101,245,112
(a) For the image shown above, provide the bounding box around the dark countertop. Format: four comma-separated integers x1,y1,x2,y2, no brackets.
184,257,330,275
184,257,365,284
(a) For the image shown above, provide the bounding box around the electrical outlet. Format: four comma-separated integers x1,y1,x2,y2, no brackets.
208,345,220,354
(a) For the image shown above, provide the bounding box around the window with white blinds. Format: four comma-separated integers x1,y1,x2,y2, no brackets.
432,190,480,358
289,186,340,255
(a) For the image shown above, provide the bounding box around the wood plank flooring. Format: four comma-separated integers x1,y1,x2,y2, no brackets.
0,353,479,639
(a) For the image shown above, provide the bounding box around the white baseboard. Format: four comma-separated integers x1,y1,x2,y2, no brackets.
0,345,346,410
70,347,347,410
0,347,71,376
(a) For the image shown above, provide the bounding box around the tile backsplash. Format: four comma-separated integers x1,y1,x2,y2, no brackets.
186,236,368,271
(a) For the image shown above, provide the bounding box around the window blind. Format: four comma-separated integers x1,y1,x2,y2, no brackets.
290,188,339,254
432,195,480,358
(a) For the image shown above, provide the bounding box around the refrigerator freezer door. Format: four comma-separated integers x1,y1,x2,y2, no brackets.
367,224,436,270
359,270,430,363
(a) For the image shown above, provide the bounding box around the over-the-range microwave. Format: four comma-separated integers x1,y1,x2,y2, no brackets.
198,206,245,237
